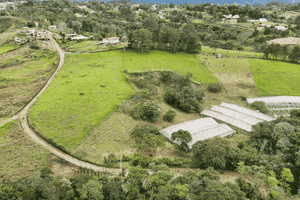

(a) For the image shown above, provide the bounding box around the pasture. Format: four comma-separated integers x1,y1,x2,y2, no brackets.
125,50,217,84
0,121,49,180
201,46,264,58
0,44,18,54
29,51,134,150
0,49,58,118
249,59,300,96
62,40,123,53
198,54,258,98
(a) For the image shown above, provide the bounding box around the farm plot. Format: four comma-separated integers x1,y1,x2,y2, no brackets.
0,121,50,181
125,50,217,84
249,59,300,96
29,51,134,150
0,49,58,118
198,54,258,98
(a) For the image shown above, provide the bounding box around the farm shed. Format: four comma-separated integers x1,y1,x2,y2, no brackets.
201,102,274,132
159,118,235,148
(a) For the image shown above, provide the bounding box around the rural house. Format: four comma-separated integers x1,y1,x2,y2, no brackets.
102,37,120,45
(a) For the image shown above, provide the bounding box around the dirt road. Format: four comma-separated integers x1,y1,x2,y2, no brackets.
1,33,120,174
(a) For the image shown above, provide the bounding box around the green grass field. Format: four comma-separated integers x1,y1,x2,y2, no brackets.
201,46,263,58
29,51,134,150
0,50,58,118
61,40,123,53
249,59,300,96
125,50,217,84
0,121,49,180
0,44,18,54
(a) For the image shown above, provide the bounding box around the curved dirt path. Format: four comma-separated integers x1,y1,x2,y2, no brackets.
1,33,120,174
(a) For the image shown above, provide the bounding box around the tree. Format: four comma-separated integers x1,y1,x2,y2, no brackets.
130,28,153,52
103,180,126,200
132,101,160,122
289,46,300,63
72,21,82,33
171,130,192,152
280,168,294,194
79,179,104,200
192,137,237,170
180,24,201,53
163,109,177,122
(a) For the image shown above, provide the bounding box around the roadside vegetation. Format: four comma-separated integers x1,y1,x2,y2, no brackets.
0,121,50,181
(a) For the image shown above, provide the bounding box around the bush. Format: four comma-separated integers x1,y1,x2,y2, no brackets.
131,154,152,168
250,101,269,114
171,130,192,152
30,44,40,50
132,100,160,122
163,109,177,122
208,83,222,93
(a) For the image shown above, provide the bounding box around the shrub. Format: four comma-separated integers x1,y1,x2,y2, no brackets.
30,44,40,50
132,101,160,122
171,130,192,152
208,83,222,93
131,154,152,168
250,101,269,114
163,109,177,122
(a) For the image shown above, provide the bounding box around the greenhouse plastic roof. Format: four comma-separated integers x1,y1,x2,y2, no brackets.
159,117,235,147
247,96,300,104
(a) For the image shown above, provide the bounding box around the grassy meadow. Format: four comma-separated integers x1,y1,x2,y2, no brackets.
0,44,18,54
198,54,258,99
29,51,134,150
0,49,58,118
249,59,300,96
201,46,264,58
0,121,50,180
125,50,217,84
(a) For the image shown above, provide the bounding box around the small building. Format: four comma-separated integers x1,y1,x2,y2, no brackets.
102,37,120,45
66,33,77,38
14,37,23,43
70,35,89,40
275,26,288,31
216,54,222,58
259,18,268,23
48,25,57,30
232,15,240,19
36,31,49,40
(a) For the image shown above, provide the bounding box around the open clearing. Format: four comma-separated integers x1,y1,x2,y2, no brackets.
267,37,300,45
29,51,134,150
61,40,123,53
0,121,50,181
0,49,58,118
201,46,264,58
125,50,217,84
29,50,217,151
198,54,258,98
249,59,300,96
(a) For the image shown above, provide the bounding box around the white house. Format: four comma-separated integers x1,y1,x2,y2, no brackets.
14,37,22,43
102,37,120,45
66,33,77,38
232,15,240,19
259,18,268,23
275,26,288,31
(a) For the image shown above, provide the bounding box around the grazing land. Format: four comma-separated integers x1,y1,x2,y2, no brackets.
60,40,123,53
29,51,134,150
125,50,217,84
249,59,300,96
0,49,58,118
201,46,264,58
0,121,50,181
267,37,300,45
198,54,258,98
0,44,18,54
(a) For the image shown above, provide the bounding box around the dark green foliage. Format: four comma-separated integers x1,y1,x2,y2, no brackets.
208,83,222,93
192,137,237,170
132,101,160,122
290,109,300,118
131,124,165,152
104,154,118,167
29,44,40,50
250,101,269,114
171,129,192,152
131,154,152,168
163,109,177,122
103,180,126,200
236,177,262,200
164,73,204,113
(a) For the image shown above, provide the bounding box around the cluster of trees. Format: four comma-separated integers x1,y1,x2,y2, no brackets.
263,44,300,63
0,165,267,200
163,72,204,113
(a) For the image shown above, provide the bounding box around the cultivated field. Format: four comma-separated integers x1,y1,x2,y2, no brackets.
125,50,217,84
267,37,300,45
249,59,300,96
0,49,58,118
29,51,134,150
0,121,50,180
